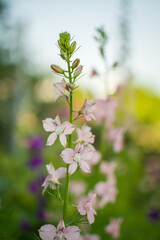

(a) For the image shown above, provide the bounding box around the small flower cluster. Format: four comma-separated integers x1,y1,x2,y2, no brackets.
38,32,123,240
95,161,118,208
95,97,125,153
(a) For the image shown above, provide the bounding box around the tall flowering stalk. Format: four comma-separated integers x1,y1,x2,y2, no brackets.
38,32,123,240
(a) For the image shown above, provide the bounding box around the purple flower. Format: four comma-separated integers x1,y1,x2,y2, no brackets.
28,156,43,169
29,176,45,194
20,219,31,231
28,136,44,150
148,208,160,222
37,210,47,221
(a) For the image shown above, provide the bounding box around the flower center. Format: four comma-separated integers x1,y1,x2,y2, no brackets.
85,202,92,211
73,153,81,163
54,232,65,240
55,126,63,135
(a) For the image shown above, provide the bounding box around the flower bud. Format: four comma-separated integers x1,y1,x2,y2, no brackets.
66,83,75,92
58,40,66,52
69,41,76,55
60,32,70,41
60,49,68,61
73,65,83,79
72,58,80,70
64,41,70,49
51,65,64,74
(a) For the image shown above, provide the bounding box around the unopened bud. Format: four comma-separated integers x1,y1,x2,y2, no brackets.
72,58,80,70
73,65,83,79
66,83,75,92
60,50,68,61
69,41,76,55
51,65,64,74
65,41,70,49
58,40,66,52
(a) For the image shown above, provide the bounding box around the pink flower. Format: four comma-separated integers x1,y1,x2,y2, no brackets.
39,220,80,240
81,99,96,121
70,181,86,197
42,163,66,194
77,193,97,224
100,161,117,181
79,144,100,167
42,115,75,147
53,79,69,100
87,150,101,166
107,127,125,153
95,181,118,208
80,234,100,240
76,125,95,145
95,97,118,126
60,143,92,175
105,218,123,239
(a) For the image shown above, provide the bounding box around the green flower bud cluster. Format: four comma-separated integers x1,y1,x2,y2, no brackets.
58,32,77,60
51,32,83,83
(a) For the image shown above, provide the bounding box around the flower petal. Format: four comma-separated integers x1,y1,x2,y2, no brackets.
57,220,65,232
64,226,81,240
56,167,66,179
38,224,56,240
62,121,76,135
46,132,57,146
69,162,78,175
77,199,87,215
46,163,55,175
87,210,95,224
42,118,56,132
60,148,74,164
79,160,91,173
59,133,67,147
55,114,61,125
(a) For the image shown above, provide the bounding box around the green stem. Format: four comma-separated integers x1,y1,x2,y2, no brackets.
63,53,73,224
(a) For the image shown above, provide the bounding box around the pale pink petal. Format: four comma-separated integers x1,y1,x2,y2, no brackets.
42,176,50,194
75,143,83,152
46,163,55,175
81,234,100,240
81,148,93,162
38,224,56,240
92,208,97,215
89,113,96,121
46,132,57,146
77,199,87,215
87,100,96,113
57,220,65,231
85,114,92,121
114,139,123,152
62,121,76,135
95,182,107,195
55,114,61,125
87,210,95,224
42,118,56,132
70,181,86,197
59,133,67,147
105,218,123,239
64,226,81,240
56,167,66,179
42,174,58,194
60,148,74,164
79,160,91,173
68,162,78,175
80,99,87,111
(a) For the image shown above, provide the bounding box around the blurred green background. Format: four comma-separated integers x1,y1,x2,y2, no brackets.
0,0,160,239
